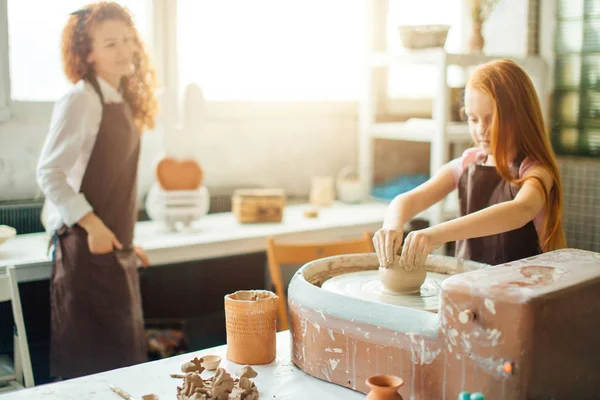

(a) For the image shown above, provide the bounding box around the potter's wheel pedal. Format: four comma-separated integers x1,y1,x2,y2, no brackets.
321,271,447,311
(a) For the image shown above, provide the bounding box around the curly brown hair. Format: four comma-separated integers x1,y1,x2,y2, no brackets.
61,1,158,132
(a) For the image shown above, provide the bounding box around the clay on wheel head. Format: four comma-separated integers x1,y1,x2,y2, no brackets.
379,265,426,294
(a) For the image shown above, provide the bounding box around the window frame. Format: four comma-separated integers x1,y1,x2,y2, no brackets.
0,0,164,124
0,0,10,121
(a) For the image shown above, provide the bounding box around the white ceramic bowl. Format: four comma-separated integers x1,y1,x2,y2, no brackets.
0,225,16,247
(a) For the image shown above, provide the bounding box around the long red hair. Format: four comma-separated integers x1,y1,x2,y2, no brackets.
467,59,566,251
61,1,158,132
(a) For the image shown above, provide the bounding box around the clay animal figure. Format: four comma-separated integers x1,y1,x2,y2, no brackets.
236,366,259,400
177,372,209,400
211,368,235,400
173,362,260,399
182,357,205,374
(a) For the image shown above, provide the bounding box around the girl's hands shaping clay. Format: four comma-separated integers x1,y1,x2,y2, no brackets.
373,228,404,268
400,228,442,271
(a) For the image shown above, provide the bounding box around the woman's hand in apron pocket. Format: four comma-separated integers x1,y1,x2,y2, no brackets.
400,228,443,271
134,245,150,268
78,212,123,254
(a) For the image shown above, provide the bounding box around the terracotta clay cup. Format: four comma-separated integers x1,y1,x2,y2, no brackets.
224,290,278,365
365,375,404,400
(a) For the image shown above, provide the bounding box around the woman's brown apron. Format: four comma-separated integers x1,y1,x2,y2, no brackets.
50,77,146,378
455,158,541,265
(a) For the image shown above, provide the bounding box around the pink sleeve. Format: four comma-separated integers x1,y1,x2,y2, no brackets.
518,157,545,237
518,157,540,178
450,148,484,187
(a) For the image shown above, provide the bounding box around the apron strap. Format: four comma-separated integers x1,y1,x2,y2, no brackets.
85,75,105,109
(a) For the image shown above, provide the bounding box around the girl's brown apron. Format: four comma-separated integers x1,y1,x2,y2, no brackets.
50,77,146,378
455,158,541,265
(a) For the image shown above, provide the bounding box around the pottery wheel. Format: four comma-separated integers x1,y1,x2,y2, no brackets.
321,271,448,311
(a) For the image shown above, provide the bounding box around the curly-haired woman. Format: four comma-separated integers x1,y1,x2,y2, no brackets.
36,1,158,378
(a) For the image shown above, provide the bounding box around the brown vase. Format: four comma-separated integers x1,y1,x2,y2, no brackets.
469,23,485,54
224,290,278,364
365,375,404,400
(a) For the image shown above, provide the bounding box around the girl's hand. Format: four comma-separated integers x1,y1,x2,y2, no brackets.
373,228,404,268
134,246,150,268
400,228,443,271
79,212,123,254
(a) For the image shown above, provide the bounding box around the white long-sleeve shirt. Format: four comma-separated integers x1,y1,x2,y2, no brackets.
37,76,124,235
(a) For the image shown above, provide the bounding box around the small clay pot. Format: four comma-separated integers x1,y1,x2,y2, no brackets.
379,265,426,294
365,375,404,400
201,355,222,371
225,290,278,364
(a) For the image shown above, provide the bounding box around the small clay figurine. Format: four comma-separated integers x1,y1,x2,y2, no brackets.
182,357,205,374
235,365,259,400
211,368,235,400
236,366,258,379
238,377,259,400
177,372,209,400
173,364,260,400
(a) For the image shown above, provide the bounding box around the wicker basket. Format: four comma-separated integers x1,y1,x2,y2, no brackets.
225,290,278,364
232,189,286,223
398,25,450,50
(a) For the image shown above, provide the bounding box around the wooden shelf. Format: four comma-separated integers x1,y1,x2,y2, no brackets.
370,49,546,70
370,119,472,143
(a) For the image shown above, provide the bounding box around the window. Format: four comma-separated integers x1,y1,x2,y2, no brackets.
177,0,364,101
0,0,10,119
552,0,600,157
177,0,463,101
7,0,150,102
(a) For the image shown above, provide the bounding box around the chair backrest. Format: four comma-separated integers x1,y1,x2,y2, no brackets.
0,267,35,388
267,232,374,267
266,232,374,331
0,273,11,302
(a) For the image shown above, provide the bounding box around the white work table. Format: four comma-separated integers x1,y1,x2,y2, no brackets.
1,331,365,400
0,202,386,283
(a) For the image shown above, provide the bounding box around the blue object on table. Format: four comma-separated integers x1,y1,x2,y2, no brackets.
371,174,429,201
457,392,471,400
470,393,485,400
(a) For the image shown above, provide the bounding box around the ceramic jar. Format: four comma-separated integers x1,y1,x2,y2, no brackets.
365,375,404,400
225,290,278,364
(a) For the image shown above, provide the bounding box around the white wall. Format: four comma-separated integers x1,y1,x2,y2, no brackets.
0,0,535,203
482,0,529,56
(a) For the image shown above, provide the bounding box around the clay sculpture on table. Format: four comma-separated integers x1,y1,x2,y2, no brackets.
174,358,259,400
178,372,209,400
182,357,205,374
236,366,259,400
211,368,235,400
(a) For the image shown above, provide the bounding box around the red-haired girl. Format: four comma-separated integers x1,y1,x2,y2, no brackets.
374,59,566,269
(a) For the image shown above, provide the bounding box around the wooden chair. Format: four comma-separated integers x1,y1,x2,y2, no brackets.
0,266,34,392
266,232,374,331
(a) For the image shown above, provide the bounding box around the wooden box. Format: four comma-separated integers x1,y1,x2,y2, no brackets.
232,189,286,223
